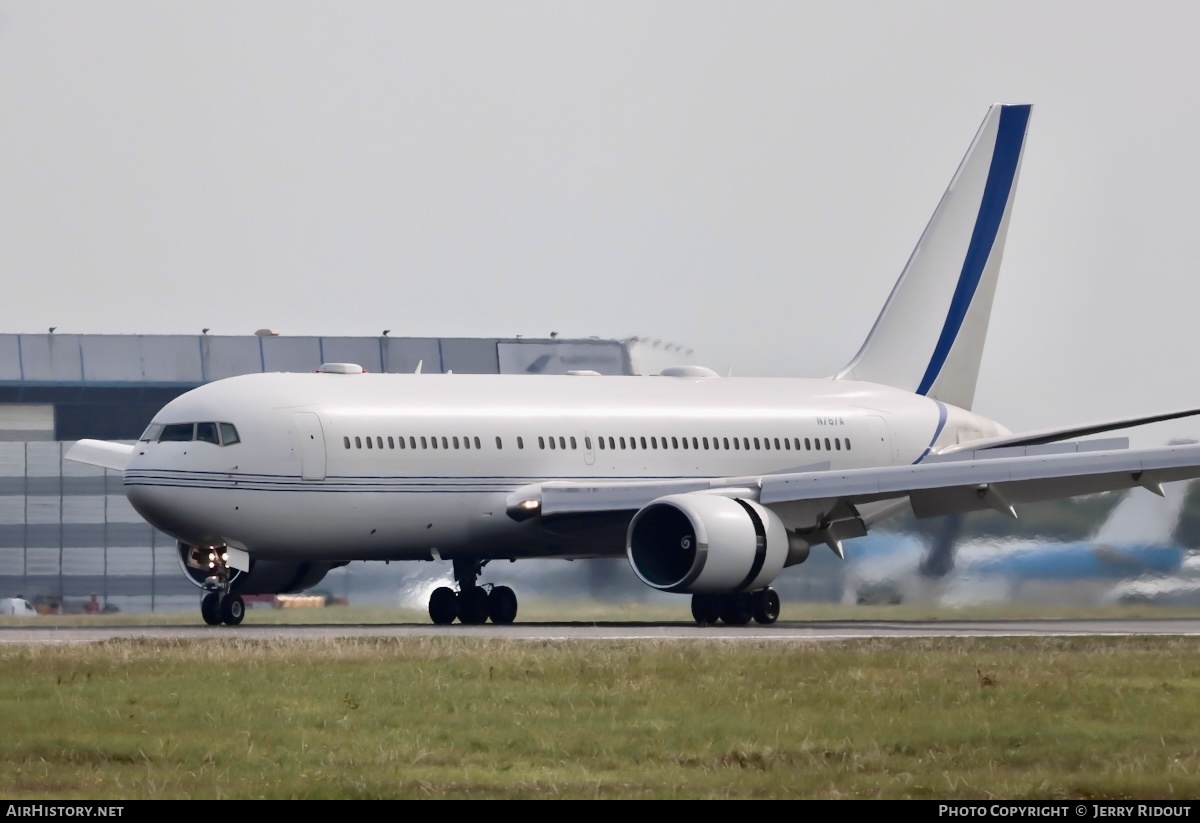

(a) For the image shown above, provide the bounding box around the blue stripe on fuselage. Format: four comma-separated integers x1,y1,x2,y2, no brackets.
916,104,1030,396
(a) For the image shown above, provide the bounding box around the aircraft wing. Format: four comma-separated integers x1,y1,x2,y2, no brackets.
937,407,1200,454
64,439,135,473
513,440,1200,530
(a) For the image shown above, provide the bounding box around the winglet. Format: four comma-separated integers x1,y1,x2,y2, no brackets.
65,440,135,473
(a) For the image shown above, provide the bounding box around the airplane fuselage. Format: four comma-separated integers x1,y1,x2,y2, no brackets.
123,371,1008,561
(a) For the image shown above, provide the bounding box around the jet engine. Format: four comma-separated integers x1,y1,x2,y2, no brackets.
177,543,337,595
626,494,788,593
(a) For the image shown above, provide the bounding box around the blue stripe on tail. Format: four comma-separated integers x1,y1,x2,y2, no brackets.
916,104,1031,396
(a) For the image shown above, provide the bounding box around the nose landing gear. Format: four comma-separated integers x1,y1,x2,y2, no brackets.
426,559,519,625
192,545,245,626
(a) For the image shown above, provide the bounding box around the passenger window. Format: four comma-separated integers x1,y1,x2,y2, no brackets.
584,437,591,450
517,437,524,449
355,436,362,449
651,436,657,449
474,437,481,449
702,437,709,449
774,438,781,450
732,437,739,450
723,437,730,450
453,436,460,449
399,437,406,450
559,436,566,450
754,438,760,450
620,437,626,449
640,436,647,449
598,437,606,450
343,436,351,449
549,437,556,450
441,437,448,449
159,423,195,442
410,437,417,449
629,437,636,451
377,437,384,449
671,437,678,449
691,437,698,449
366,437,373,450
496,436,503,450
783,438,791,450
764,437,771,451
742,437,749,450
608,437,615,450
682,438,688,450
140,423,164,442
835,438,841,450
814,438,820,450
539,436,545,450
805,438,811,450
846,438,851,451
388,436,395,449
571,436,578,450
825,438,831,451
793,438,801,450
462,436,469,450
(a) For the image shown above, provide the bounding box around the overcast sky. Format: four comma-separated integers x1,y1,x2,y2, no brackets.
1,2,1198,446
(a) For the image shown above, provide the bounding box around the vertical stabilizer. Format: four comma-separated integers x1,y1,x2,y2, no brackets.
836,104,1031,411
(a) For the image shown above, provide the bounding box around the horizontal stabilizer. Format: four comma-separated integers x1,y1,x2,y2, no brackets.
937,407,1200,455
65,440,135,473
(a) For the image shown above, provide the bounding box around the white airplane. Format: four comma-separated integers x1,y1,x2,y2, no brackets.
68,103,1200,628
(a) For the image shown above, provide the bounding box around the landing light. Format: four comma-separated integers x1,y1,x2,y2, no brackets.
520,499,539,511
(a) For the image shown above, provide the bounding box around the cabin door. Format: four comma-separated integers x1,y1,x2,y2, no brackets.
294,412,327,481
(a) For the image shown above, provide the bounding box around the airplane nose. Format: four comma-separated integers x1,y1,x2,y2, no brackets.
125,481,217,546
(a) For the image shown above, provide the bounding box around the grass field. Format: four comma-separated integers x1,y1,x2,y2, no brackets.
2,634,1200,798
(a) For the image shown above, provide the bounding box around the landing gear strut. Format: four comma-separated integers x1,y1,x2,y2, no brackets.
690,587,779,626
426,559,519,625
193,545,244,626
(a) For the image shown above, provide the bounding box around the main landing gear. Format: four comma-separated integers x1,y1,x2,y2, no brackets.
194,545,245,626
428,559,518,626
690,588,780,626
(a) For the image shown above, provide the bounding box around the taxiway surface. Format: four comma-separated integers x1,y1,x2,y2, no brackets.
2,618,1200,643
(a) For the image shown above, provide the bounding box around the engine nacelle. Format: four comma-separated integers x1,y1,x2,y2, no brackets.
626,494,788,593
177,543,336,595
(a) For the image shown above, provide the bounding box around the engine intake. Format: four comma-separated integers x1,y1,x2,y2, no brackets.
177,543,336,595
626,494,788,593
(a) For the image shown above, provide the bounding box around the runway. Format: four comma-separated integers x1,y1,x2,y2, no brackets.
3,617,1200,643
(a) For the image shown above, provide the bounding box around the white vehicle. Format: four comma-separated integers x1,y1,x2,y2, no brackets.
0,598,38,617
67,103,1200,628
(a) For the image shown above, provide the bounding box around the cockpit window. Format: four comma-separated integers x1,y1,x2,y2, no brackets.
149,422,240,446
159,423,195,442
